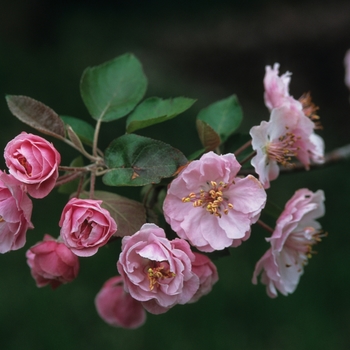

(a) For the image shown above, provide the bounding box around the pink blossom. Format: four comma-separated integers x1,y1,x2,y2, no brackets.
59,198,117,257
95,276,146,329
188,252,219,303
263,63,302,112
4,132,61,198
0,171,33,253
117,223,200,315
252,189,325,298
344,49,350,89
250,106,325,189
26,234,79,289
163,152,267,252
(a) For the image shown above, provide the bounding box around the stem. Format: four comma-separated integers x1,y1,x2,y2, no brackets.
55,171,84,187
214,146,221,155
89,171,96,199
75,174,86,198
257,219,274,234
59,136,99,162
58,165,89,172
239,151,256,166
234,139,252,157
93,119,102,158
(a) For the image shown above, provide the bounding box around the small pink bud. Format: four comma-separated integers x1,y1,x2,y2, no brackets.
189,252,219,303
26,234,79,289
95,276,146,329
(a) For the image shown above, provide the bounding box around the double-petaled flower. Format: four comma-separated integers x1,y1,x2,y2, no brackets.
252,189,325,298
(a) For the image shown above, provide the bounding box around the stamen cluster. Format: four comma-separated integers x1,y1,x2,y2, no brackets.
182,180,234,218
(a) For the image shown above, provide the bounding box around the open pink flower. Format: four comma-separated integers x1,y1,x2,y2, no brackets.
59,198,117,257
0,171,33,253
163,152,267,252
252,189,325,298
26,234,79,289
188,252,219,303
263,63,302,112
95,276,146,329
117,223,200,315
250,106,325,188
4,132,61,198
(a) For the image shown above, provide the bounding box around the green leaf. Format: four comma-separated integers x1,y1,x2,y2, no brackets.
197,95,243,143
196,119,221,151
80,53,147,122
6,95,65,138
103,134,188,186
126,96,196,133
81,191,146,237
60,115,94,146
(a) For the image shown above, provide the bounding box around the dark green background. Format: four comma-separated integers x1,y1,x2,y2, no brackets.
1,1,350,349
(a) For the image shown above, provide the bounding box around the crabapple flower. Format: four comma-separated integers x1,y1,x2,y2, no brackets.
4,132,61,198
263,63,302,112
163,152,267,252
117,223,200,315
344,49,350,90
0,171,33,253
252,189,325,298
250,106,325,188
59,198,117,257
95,276,146,329
188,252,219,303
26,234,79,289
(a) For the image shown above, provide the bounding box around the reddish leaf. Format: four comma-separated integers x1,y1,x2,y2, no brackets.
6,95,65,138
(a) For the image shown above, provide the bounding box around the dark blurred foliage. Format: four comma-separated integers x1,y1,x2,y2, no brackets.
1,1,350,349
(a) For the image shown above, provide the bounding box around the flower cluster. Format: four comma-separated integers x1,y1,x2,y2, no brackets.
250,64,325,188
0,131,61,253
1,52,336,330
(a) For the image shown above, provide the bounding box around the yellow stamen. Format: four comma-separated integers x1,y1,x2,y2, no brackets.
182,180,234,217
147,263,175,291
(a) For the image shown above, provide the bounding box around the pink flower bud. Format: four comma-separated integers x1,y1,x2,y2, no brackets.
189,252,219,303
95,276,146,329
26,234,79,289
0,171,33,253
4,132,61,198
59,198,117,257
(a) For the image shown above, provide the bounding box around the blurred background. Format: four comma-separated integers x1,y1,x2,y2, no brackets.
1,0,350,349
